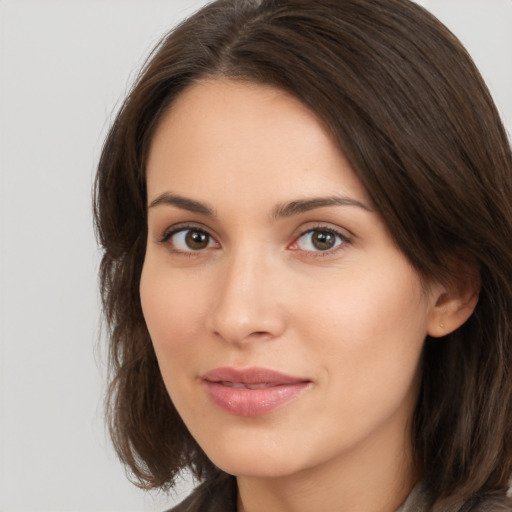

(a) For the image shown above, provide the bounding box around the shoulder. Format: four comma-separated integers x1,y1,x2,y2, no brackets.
165,473,237,512
460,494,512,512
398,480,512,512
433,492,512,512
166,475,512,512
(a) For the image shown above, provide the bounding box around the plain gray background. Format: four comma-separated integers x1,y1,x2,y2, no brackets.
0,1,511,510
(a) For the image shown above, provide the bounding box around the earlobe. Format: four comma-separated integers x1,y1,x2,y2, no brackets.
427,281,480,338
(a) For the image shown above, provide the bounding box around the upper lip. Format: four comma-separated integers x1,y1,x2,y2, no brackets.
201,367,310,386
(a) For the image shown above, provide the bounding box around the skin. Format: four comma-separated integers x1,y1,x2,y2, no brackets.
140,79,472,512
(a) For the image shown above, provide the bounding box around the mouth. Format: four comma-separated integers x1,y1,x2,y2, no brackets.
201,367,312,417
218,381,281,389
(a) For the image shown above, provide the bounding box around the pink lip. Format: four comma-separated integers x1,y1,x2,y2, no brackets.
201,367,311,417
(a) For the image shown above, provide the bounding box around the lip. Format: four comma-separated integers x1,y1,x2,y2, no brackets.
201,367,312,417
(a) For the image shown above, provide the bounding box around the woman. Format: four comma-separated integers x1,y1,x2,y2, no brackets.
94,0,512,510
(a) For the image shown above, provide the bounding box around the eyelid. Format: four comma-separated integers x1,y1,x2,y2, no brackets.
155,221,351,255
288,223,352,254
157,223,220,252
158,222,210,241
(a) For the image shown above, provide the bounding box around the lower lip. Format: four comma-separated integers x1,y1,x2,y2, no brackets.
203,381,311,417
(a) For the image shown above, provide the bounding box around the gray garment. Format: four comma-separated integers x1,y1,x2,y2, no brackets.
168,474,512,512
397,480,512,512
395,480,435,512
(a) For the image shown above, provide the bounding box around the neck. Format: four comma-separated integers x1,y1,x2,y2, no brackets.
236,419,420,512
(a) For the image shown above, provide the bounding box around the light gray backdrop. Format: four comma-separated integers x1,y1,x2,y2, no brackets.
0,1,511,511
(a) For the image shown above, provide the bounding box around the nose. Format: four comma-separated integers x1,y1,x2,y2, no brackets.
207,247,287,346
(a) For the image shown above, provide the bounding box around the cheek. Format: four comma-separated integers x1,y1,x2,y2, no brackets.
139,261,207,364
303,267,427,345
300,262,428,393
292,272,427,452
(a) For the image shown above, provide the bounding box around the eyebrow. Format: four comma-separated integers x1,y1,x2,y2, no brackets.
148,193,215,216
148,192,372,218
270,195,372,220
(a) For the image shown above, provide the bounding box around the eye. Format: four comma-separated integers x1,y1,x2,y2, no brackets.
293,228,347,252
163,227,218,252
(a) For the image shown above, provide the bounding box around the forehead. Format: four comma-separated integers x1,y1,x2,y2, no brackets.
146,78,370,207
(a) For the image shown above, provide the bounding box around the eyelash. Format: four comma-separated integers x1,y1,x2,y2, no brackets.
159,224,217,256
291,226,350,256
158,224,350,256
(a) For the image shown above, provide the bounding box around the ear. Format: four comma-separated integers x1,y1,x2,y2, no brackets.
427,270,480,338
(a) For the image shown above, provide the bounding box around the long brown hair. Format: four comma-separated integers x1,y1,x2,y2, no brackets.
94,0,512,507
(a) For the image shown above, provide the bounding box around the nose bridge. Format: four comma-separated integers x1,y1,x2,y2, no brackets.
209,241,285,344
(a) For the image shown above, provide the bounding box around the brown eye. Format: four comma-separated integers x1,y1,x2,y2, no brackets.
295,228,346,252
166,228,216,252
185,230,210,250
311,231,336,250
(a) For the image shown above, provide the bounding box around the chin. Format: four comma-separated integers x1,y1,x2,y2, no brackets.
214,456,304,479
198,434,313,479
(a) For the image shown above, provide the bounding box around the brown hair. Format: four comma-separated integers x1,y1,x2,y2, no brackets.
94,0,512,507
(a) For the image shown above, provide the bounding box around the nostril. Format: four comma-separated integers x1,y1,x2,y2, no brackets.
208,294,287,344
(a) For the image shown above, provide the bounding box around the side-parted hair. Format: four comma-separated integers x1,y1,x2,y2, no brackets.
94,0,512,507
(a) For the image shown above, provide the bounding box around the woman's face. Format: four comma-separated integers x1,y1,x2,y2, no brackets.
141,79,440,479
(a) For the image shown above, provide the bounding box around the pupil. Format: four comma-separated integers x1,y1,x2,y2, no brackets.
313,231,335,250
186,230,208,250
